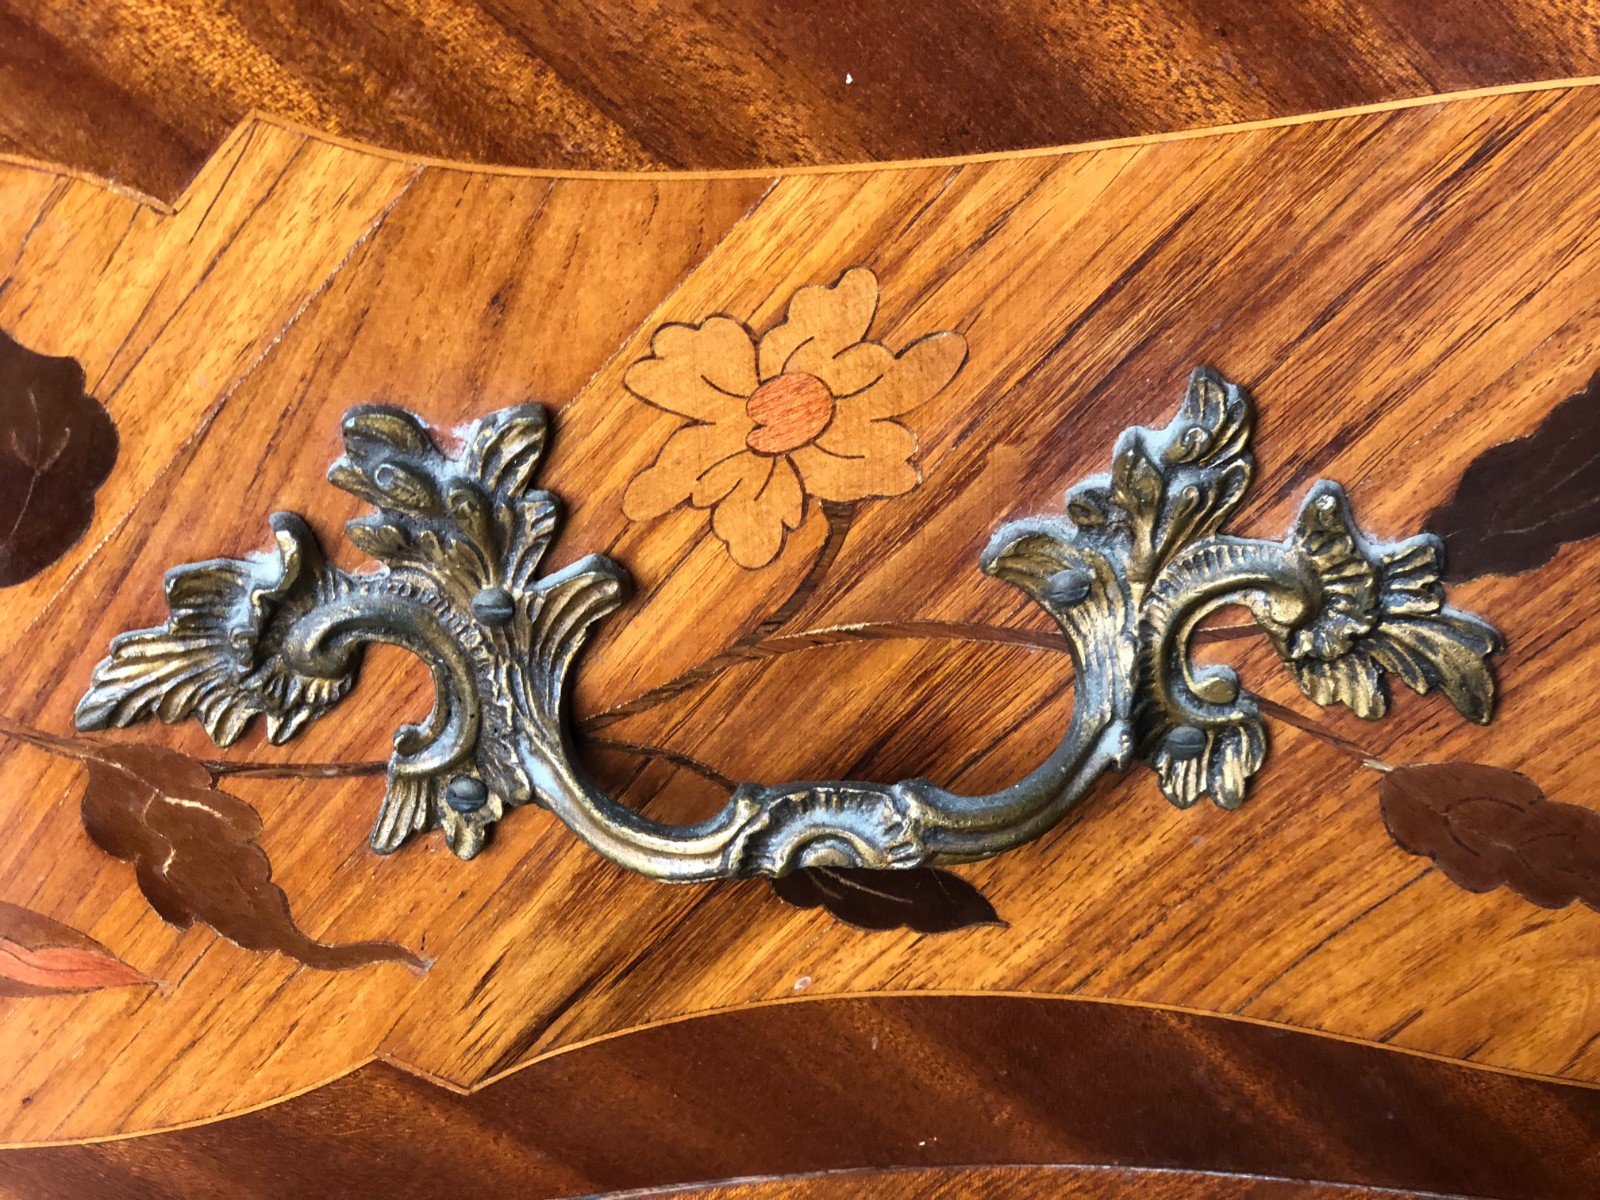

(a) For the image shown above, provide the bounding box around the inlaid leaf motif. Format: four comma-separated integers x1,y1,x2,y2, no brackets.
1380,762,1600,909
77,741,426,970
771,866,1004,932
1427,369,1600,580
0,900,150,997
0,329,118,586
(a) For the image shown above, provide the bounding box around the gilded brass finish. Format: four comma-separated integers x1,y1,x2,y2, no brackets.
75,369,1501,878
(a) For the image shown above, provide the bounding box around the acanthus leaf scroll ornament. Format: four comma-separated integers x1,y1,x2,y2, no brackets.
75,367,1501,879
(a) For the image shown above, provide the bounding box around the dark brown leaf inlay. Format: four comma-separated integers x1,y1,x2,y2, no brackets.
1427,368,1600,581
771,866,1004,933
1380,762,1600,909
0,900,151,997
0,328,117,586
77,741,426,971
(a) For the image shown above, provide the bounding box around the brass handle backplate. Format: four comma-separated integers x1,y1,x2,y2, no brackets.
74,368,1500,880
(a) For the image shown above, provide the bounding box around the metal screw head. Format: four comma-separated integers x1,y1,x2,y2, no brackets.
445,775,488,813
1042,567,1093,607
1164,725,1208,760
472,586,516,626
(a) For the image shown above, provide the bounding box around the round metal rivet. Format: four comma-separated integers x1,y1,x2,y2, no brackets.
445,775,488,813
1165,725,1208,760
1042,568,1093,607
472,586,516,626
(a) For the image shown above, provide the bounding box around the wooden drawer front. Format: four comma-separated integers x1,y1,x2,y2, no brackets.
1,80,1598,1198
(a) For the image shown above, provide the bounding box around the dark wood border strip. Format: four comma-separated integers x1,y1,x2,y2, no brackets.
596,1164,1474,1198
2,994,1595,1198
6,2,1600,202
6,76,1600,217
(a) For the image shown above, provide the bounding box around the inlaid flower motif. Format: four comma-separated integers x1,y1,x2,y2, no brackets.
622,267,968,568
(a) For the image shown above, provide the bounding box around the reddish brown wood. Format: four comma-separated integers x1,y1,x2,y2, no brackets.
7,85,1600,1143
1380,762,1600,908
2,995,1596,1200
75,740,426,971
608,1166,1463,1199
4,2,1600,199
0,899,149,997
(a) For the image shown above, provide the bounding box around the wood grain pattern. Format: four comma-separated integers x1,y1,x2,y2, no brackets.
3,995,1596,1199
6,2,1600,202
0,328,115,585
1380,761,1600,909
621,265,968,568
0,121,421,648
0,900,149,997
601,1172,1451,1200
2,83,1600,1156
1427,364,1600,580
73,738,426,970
594,1168,1453,1200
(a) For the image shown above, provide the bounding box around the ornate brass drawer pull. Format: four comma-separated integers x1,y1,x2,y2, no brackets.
74,368,1500,880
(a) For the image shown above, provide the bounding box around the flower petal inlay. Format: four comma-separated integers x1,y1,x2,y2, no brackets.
799,340,895,397
623,267,967,568
711,455,806,568
851,331,968,420
758,266,880,380
624,420,751,520
794,419,921,501
625,316,759,422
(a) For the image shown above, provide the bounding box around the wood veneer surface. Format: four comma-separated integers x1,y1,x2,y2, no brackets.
2,996,1596,1199
604,1167,1481,1200
603,1168,1453,1200
3,2,1600,199
0,83,1597,1163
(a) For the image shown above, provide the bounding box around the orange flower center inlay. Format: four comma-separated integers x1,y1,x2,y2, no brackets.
744,372,835,455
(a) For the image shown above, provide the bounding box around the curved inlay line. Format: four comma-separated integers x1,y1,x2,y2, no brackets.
3,993,1596,1199
594,1163,1485,1200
